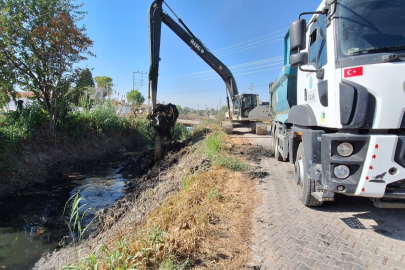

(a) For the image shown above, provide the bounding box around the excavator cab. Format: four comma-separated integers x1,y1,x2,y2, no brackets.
233,94,258,118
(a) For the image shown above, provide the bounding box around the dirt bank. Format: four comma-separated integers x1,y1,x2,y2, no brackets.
34,134,268,269
0,131,147,199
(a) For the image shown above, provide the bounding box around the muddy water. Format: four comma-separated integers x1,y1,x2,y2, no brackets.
0,154,139,270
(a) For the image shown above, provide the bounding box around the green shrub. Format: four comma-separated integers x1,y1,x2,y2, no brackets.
201,131,250,172
172,122,187,141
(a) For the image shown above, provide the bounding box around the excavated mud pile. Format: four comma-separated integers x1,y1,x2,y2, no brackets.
147,103,179,139
225,142,271,180
227,143,273,164
245,145,273,162
118,140,190,190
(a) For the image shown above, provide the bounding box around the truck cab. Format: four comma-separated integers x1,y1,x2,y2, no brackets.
270,0,405,208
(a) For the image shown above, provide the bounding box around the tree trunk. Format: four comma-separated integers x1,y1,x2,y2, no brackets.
49,113,57,134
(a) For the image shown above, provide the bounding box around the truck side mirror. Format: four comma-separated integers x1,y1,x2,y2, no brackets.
290,52,308,67
290,19,306,52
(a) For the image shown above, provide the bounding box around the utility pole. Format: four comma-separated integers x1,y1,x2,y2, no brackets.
133,71,147,90
249,83,254,94
133,71,147,108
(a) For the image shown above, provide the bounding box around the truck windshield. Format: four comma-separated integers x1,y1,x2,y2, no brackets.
336,0,405,58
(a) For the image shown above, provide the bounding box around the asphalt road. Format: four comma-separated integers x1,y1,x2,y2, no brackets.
232,127,405,270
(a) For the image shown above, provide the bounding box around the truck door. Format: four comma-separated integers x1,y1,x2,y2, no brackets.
298,12,334,127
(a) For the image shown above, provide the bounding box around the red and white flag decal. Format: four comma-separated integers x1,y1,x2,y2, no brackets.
344,66,363,78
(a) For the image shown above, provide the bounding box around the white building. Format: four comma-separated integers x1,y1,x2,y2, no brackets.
3,92,34,111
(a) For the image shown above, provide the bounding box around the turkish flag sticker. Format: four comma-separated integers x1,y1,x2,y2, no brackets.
344,66,363,78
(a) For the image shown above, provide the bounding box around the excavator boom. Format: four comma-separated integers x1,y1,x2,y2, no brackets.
148,0,238,111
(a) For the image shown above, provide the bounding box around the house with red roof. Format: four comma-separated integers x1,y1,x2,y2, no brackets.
3,92,34,111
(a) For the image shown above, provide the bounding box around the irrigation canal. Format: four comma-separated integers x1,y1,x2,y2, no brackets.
0,151,143,270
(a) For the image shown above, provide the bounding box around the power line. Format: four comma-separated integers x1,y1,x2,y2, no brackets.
196,65,283,81
215,34,285,57
163,56,283,81
162,83,270,94
191,56,283,76
213,27,288,53
216,38,284,57
194,61,283,80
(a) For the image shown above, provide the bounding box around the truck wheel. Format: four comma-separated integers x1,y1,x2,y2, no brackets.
274,127,283,161
295,142,323,207
268,125,275,156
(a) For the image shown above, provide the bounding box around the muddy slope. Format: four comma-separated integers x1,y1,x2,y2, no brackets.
33,138,208,269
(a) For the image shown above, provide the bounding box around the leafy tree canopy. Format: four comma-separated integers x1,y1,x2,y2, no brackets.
183,106,191,114
0,0,94,132
126,90,145,111
78,68,94,88
176,105,183,114
94,76,112,90
70,68,94,105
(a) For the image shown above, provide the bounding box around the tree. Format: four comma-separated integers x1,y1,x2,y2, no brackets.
71,68,94,105
220,105,229,113
0,0,94,132
78,68,95,88
176,105,183,114
0,84,14,111
126,90,145,112
94,76,113,97
183,106,191,115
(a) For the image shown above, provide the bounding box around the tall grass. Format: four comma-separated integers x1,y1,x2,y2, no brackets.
59,102,135,138
63,190,97,245
172,122,187,141
0,101,156,180
0,101,48,173
187,119,219,138
202,131,250,171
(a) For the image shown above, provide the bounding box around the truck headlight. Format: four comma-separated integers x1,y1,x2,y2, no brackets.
334,165,350,179
337,142,353,157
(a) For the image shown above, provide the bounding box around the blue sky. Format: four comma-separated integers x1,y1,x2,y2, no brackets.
79,0,321,109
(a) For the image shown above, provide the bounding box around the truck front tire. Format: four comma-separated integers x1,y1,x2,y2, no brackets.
295,142,323,207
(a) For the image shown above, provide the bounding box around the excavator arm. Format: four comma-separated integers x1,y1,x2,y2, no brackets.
148,0,238,111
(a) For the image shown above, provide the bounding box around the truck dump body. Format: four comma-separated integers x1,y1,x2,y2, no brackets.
269,32,297,123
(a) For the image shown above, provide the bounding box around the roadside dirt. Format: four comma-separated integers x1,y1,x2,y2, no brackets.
34,132,272,269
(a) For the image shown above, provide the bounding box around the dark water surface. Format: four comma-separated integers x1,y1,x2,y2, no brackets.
0,154,137,270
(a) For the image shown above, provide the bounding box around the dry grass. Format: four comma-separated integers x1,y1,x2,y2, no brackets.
78,167,255,270
139,167,254,268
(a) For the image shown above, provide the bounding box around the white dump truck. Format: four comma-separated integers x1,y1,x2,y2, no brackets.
269,0,405,208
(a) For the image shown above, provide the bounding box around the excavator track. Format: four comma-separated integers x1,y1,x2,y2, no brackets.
221,121,233,134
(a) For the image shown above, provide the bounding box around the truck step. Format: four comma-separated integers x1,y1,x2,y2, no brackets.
373,199,405,208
